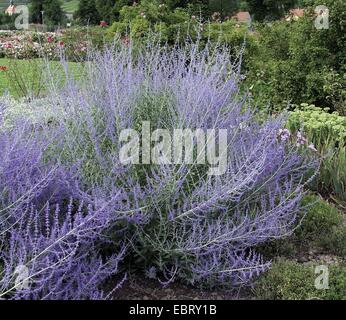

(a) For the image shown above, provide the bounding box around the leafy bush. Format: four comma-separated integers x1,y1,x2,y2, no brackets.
289,104,346,144
0,11,21,30
108,0,257,51
297,195,346,257
245,0,346,113
296,196,343,245
255,259,346,300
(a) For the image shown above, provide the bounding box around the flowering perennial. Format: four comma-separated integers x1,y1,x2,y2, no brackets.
0,39,318,298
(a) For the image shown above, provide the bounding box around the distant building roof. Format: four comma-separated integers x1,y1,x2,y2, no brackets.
5,4,16,16
233,11,251,23
286,8,305,21
289,8,305,17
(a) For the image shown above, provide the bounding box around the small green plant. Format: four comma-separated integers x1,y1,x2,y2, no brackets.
260,195,346,258
4,58,46,98
297,196,346,256
289,104,346,144
289,104,346,204
255,259,346,300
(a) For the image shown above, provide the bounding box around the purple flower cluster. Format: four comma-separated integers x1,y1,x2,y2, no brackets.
279,128,317,152
0,105,135,299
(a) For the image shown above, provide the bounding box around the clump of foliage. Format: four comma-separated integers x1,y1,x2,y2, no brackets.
245,0,346,113
246,0,297,21
0,11,21,30
261,195,346,258
255,259,346,300
289,104,346,143
107,0,258,50
296,196,345,255
108,0,195,42
30,0,65,27
75,0,101,25
289,104,346,203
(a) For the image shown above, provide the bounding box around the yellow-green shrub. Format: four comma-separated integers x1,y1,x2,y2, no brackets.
288,104,346,203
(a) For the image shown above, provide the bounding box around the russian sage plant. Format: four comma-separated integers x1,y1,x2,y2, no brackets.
0,101,131,299
41,40,318,289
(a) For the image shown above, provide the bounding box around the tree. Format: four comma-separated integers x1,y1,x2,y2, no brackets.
247,0,297,21
208,0,239,16
30,0,44,24
114,0,133,21
43,0,64,26
76,0,101,25
95,0,117,23
30,0,64,26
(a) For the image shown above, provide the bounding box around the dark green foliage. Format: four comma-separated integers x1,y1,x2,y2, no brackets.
30,0,43,24
75,0,100,25
30,0,64,26
246,0,298,21
208,0,238,16
43,0,65,25
0,11,19,29
113,0,133,21
296,196,344,251
94,0,116,23
245,0,346,113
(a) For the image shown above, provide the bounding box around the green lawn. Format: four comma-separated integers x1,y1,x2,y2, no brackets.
0,1,78,13
0,58,83,97
0,58,14,95
62,0,79,14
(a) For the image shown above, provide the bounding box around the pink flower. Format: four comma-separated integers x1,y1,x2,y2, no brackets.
296,131,307,146
47,36,54,43
100,21,108,27
308,144,317,152
122,36,130,47
278,128,291,141
4,43,12,49
58,41,64,47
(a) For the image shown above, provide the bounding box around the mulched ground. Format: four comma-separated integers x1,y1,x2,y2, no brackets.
112,275,251,300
